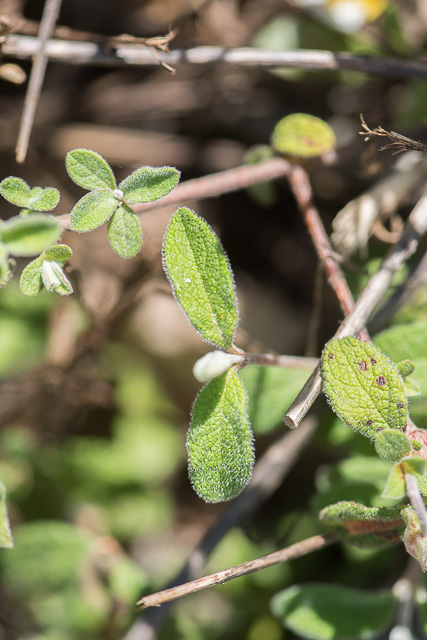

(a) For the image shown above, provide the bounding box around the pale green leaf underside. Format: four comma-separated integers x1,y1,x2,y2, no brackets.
107,204,142,258
120,166,179,204
0,177,32,207
163,208,238,350
271,584,395,640
65,148,116,190
70,190,119,232
0,214,61,256
321,337,407,440
0,481,13,549
187,370,254,503
19,256,44,296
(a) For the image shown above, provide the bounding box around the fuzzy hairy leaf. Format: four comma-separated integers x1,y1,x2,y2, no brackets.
321,337,407,440
374,429,411,462
0,214,61,256
107,204,143,258
0,259,15,288
19,256,44,296
0,481,13,549
70,190,119,232
44,244,73,262
271,584,395,640
65,148,116,190
187,370,254,503
271,113,336,159
120,166,179,204
382,457,427,499
319,501,404,549
28,187,60,211
0,177,32,207
401,506,427,572
163,208,238,350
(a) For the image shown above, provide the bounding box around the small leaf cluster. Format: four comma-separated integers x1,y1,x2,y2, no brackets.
0,149,180,297
66,149,179,258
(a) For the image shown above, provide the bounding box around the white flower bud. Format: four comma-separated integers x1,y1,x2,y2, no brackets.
193,350,245,383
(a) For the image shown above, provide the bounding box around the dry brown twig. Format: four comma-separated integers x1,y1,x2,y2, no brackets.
360,115,427,154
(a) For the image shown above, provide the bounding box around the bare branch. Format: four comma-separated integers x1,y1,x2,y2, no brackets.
137,533,337,609
245,353,318,368
4,36,427,78
284,188,427,428
15,0,62,163
288,164,370,342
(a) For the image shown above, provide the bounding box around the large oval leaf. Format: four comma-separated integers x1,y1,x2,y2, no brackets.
321,337,407,440
163,208,238,350
187,369,254,502
271,584,395,640
0,214,61,256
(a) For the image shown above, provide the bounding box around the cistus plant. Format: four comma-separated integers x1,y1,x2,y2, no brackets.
1,114,427,640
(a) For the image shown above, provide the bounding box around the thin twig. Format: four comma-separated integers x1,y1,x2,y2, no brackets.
245,353,319,368
288,164,370,341
284,188,427,429
15,0,62,163
122,418,317,640
137,533,337,609
4,37,427,78
360,115,427,154
56,158,292,230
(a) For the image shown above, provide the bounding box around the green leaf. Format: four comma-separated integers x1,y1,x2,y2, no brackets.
28,186,60,211
119,165,180,204
321,337,407,440
397,360,416,378
163,208,238,350
402,457,427,496
319,501,404,549
65,148,116,190
19,256,44,296
70,190,119,232
401,506,427,572
271,584,396,640
107,204,143,258
0,177,32,207
187,370,254,502
0,521,91,593
0,214,61,256
0,481,13,549
44,244,73,262
381,462,406,500
403,376,421,397
374,429,411,462
41,260,73,296
0,259,15,288
271,113,336,159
